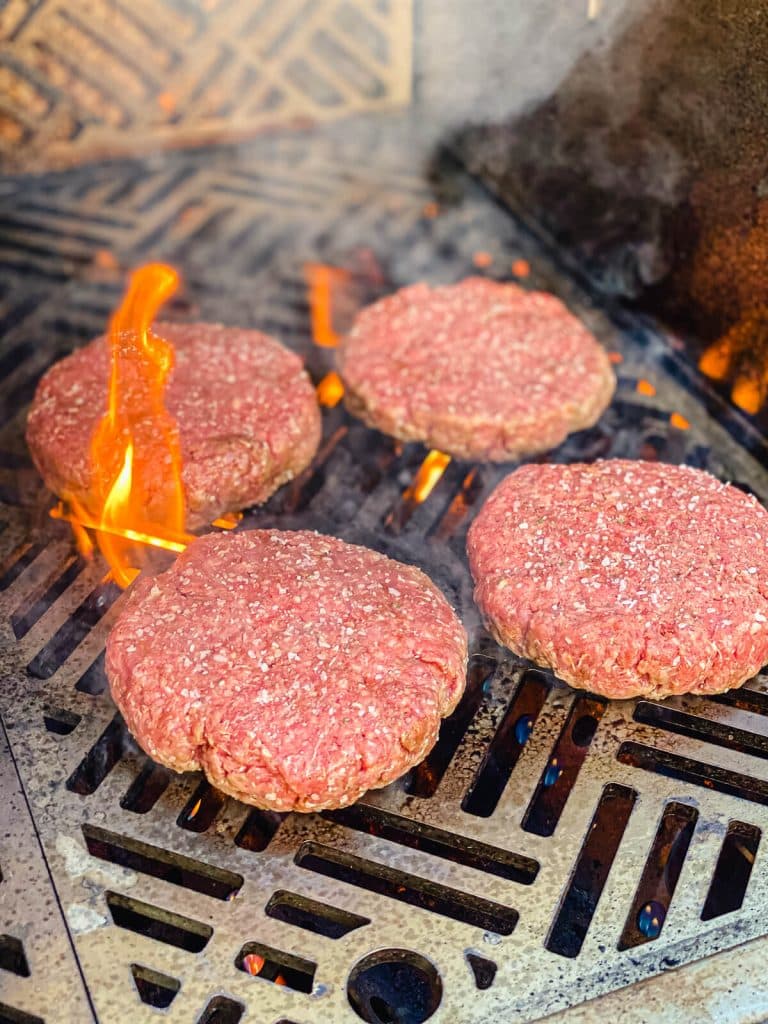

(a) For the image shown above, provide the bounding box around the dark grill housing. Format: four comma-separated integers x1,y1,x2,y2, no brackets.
2,114,768,1024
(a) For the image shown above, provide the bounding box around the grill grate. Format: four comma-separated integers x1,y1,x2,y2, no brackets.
3,116,768,1023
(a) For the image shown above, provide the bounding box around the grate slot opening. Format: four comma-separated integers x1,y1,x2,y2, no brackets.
432,467,485,540
177,781,227,833
105,891,212,952
42,705,81,735
196,995,245,1024
384,455,461,534
617,741,768,805
83,824,243,900
0,935,30,977
75,651,107,695
130,963,180,1009
462,670,550,817
10,554,86,639
66,714,135,795
234,808,285,851
27,580,120,679
295,841,518,935
236,941,316,993
277,425,350,514
465,952,497,990
0,1005,43,1024
405,657,495,798
634,701,768,760
701,820,761,921
265,889,370,939
522,694,606,837
121,761,172,814
711,687,768,717
618,801,698,950
546,783,637,958
325,803,538,884
0,543,45,592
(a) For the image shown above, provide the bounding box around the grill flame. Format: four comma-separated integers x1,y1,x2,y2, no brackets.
405,449,452,504
305,263,350,348
64,263,191,586
306,262,351,408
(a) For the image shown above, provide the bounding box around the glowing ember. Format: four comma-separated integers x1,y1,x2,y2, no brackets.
670,412,691,430
211,512,243,530
88,263,186,587
636,379,656,397
472,251,493,269
305,263,350,348
316,370,345,408
511,258,530,278
405,449,451,504
608,352,623,364
731,376,763,415
699,339,733,381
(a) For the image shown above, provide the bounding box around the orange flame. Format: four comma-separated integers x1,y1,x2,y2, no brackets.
731,377,763,415
211,512,243,530
636,379,656,397
316,370,345,408
243,954,265,976
88,263,187,587
306,262,352,406
670,412,691,430
405,450,451,504
699,339,733,382
305,263,350,348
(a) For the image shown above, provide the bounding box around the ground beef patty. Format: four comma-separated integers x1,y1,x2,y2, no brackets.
26,323,321,530
468,460,768,699
106,530,468,811
337,277,615,461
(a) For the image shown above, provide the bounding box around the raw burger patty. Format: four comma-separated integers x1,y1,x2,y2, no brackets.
467,460,768,699
26,323,321,529
106,530,468,811
336,277,615,460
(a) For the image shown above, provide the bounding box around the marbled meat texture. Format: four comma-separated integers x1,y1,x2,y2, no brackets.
468,460,768,699
106,530,469,811
337,277,615,461
26,322,321,529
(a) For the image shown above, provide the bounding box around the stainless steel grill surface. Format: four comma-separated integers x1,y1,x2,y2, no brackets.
3,117,768,1024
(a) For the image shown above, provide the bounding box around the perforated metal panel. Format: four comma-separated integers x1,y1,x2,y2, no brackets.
0,0,413,172
3,117,768,1024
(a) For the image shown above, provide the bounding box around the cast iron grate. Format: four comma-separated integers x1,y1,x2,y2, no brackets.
2,118,768,1023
